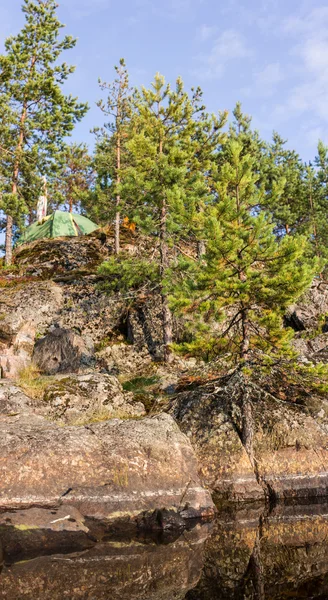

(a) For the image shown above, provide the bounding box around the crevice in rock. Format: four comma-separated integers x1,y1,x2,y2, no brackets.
61,488,73,498
284,312,306,332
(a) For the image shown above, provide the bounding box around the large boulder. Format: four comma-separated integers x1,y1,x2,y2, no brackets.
0,281,63,379
171,377,264,504
41,372,146,424
33,328,94,375
286,280,328,332
97,343,152,376
171,370,328,503
0,281,63,343
0,406,214,523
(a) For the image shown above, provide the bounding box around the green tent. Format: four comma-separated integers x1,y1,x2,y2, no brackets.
16,211,99,246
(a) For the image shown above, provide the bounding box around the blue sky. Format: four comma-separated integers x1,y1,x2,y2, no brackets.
1,0,328,162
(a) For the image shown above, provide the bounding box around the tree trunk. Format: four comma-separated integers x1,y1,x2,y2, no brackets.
240,304,250,360
160,195,173,363
197,239,206,258
241,386,254,466
5,55,36,265
115,129,121,255
308,171,322,278
240,307,254,466
4,215,13,266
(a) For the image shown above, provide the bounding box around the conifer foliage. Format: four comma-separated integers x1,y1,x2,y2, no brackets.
121,74,226,361
170,138,317,363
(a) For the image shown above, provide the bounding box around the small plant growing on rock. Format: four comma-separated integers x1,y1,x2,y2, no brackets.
18,364,54,400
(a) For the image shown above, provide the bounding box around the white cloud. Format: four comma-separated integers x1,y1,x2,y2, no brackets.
198,24,218,41
275,7,328,124
193,29,252,80
254,62,284,95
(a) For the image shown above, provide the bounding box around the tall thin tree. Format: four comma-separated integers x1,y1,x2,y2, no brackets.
94,59,132,254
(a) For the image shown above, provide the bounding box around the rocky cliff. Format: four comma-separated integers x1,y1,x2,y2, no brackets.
1,232,328,519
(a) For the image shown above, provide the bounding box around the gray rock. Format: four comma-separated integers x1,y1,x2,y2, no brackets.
286,280,328,332
33,328,94,375
41,372,146,424
171,370,328,503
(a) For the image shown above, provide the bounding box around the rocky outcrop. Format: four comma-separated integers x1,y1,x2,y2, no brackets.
171,377,264,504
0,281,63,379
286,280,328,332
0,386,214,522
40,372,146,424
97,343,152,376
14,235,108,278
33,327,94,375
171,370,328,503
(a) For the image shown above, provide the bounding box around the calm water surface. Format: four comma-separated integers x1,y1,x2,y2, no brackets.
1,503,328,599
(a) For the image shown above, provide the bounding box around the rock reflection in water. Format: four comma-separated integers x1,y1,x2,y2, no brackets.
0,521,210,600
2,505,328,599
187,503,328,600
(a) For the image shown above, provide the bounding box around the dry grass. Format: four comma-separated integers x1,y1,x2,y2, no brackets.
69,408,143,427
17,363,54,400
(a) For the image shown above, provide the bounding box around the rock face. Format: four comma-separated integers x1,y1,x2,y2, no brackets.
33,328,94,375
0,281,63,379
0,392,214,522
41,372,146,424
14,235,108,278
171,371,328,503
286,280,328,332
171,377,264,504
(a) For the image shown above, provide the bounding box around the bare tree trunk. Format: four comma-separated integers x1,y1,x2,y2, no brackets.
308,170,322,278
5,118,25,266
5,55,36,265
241,387,254,466
115,130,121,255
240,305,255,465
160,195,173,362
4,215,13,266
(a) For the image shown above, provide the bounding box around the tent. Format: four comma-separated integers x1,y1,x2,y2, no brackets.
16,210,99,246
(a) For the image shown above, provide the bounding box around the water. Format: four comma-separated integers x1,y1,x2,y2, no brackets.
1,502,328,599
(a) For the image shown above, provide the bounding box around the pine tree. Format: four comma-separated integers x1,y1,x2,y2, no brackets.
93,59,132,254
122,74,226,361
50,143,94,214
314,140,328,273
170,137,317,459
0,0,88,264
171,138,317,363
262,133,309,237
